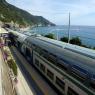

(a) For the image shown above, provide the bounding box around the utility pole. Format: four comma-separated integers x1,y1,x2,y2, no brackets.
57,30,58,40
68,12,70,43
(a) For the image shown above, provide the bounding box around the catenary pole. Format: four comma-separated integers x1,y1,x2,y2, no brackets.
68,12,70,43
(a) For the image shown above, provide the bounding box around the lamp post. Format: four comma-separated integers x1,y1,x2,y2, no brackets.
68,12,71,43
56,30,59,40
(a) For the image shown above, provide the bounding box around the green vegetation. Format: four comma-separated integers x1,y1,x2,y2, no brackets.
3,47,17,76
0,0,55,27
93,47,95,50
45,34,82,46
45,33,55,39
70,37,82,46
81,44,92,49
60,37,68,43
60,36,82,46
45,33,94,49
7,59,17,76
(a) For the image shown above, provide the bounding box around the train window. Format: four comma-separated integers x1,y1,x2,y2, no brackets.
35,59,39,67
28,42,31,47
57,63,67,71
40,63,45,72
90,82,95,89
26,48,31,57
47,69,54,80
72,65,87,75
90,75,95,89
27,42,29,46
58,58,69,65
34,46,47,58
48,53,57,65
56,77,65,90
26,40,28,45
92,75,95,80
67,87,79,95
35,46,42,55
71,65,87,81
41,49,48,59
71,72,86,82
30,41,33,47
57,59,68,71
32,44,36,49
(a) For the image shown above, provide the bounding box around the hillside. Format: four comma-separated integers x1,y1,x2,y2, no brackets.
0,0,55,27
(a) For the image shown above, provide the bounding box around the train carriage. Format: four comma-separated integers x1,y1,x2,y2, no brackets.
9,30,95,95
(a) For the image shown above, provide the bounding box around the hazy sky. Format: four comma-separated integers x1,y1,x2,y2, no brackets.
7,0,95,25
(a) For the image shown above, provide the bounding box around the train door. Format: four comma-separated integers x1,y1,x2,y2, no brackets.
25,47,33,64
17,41,22,51
21,44,26,55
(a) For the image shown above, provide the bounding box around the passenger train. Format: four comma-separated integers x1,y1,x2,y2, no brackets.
8,30,95,95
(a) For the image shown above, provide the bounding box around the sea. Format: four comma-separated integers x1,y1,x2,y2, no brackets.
29,25,95,47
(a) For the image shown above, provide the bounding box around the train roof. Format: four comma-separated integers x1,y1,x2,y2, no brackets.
9,30,28,43
65,44,95,59
33,36,95,59
26,36,95,74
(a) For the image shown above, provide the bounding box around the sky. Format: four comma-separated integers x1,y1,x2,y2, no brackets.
7,0,95,26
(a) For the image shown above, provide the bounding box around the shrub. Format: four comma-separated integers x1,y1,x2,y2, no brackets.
70,37,82,46
7,59,17,76
60,36,82,46
60,37,68,42
93,47,95,50
45,33,55,39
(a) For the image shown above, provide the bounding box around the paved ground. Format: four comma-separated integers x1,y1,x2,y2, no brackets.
10,46,58,95
0,49,16,95
0,48,35,95
0,27,35,95
15,67,34,95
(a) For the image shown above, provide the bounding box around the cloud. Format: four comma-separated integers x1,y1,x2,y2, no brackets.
7,0,95,25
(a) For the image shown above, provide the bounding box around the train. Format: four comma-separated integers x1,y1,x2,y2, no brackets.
8,29,95,95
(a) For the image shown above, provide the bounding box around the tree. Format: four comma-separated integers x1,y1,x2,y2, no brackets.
93,47,95,50
60,37,68,43
60,36,82,46
45,33,55,39
70,37,82,46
